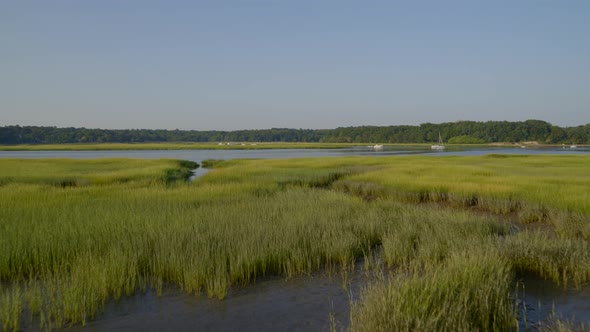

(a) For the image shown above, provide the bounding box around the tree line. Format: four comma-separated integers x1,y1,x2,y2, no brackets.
1,120,588,145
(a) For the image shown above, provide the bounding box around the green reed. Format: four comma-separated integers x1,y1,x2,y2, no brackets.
351,246,515,332
337,155,590,238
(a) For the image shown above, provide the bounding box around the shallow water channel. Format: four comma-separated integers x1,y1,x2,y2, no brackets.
67,270,364,332
518,276,590,329
60,264,590,331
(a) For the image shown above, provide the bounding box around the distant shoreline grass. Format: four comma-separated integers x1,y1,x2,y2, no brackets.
1,155,589,330
0,158,198,187
0,142,367,151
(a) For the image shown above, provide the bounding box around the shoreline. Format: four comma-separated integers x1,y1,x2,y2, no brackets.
0,142,586,151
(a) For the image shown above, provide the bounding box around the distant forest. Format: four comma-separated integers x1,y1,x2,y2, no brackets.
1,120,589,145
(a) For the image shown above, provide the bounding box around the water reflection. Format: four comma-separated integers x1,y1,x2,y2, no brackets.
1,146,588,164
63,268,590,331
518,276,590,329
68,271,365,332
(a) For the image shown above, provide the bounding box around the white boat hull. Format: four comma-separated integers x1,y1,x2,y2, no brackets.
432,132,445,150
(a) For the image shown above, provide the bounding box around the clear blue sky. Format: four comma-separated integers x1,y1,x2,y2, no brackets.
1,1,589,130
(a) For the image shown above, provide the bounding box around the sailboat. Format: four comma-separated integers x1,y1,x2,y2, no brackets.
431,132,445,150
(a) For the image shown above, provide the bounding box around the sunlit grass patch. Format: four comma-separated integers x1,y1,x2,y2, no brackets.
341,155,590,236
0,158,197,187
351,246,515,332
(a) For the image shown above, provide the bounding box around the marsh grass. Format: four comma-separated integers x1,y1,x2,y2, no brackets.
1,155,589,330
351,247,515,332
504,231,590,289
544,314,589,332
0,158,197,187
337,155,590,238
0,158,387,328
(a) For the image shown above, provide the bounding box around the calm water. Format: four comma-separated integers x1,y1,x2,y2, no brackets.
3,146,589,330
1,145,588,163
67,271,366,332
519,276,590,329
61,263,590,332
